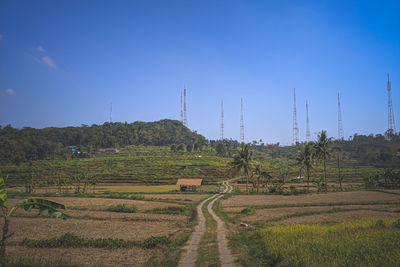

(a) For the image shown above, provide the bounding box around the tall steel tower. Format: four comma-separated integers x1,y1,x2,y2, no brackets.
306,100,311,142
338,92,344,140
110,102,112,123
240,98,244,143
387,73,396,132
180,92,183,123
183,85,188,127
220,100,224,140
293,88,299,145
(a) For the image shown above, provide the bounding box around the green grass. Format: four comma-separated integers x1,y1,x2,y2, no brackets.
230,218,400,267
106,204,138,213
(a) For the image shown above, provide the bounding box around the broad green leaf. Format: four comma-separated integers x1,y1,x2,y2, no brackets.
0,177,8,209
17,198,69,219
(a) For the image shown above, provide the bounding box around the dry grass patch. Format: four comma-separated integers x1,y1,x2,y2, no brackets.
13,208,187,222
95,184,179,193
222,191,400,208
7,197,182,211
275,210,400,225
243,205,397,222
3,217,186,242
6,245,150,267
144,193,208,201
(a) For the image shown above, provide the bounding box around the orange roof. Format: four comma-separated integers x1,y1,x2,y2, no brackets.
176,179,203,186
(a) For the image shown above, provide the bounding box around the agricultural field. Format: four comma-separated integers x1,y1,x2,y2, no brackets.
1,146,231,188
2,193,209,266
219,188,400,266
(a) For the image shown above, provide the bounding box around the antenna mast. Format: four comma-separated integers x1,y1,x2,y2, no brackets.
110,102,112,123
240,98,244,143
338,92,344,140
306,100,311,142
293,88,299,145
180,92,183,123
387,73,396,132
183,85,188,127
221,100,224,140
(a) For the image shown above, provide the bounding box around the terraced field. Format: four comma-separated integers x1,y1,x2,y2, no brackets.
1,146,231,187
219,188,400,266
4,194,208,266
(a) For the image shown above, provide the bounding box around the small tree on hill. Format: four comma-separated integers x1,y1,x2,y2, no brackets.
296,142,315,192
230,144,252,194
314,130,333,190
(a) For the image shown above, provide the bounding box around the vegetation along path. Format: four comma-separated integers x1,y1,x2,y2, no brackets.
179,180,235,267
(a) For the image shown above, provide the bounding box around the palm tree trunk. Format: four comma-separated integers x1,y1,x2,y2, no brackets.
245,167,249,194
307,166,310,192
323,158,327,190
338,157,342,191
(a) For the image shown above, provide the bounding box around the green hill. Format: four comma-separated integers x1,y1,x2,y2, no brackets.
1,146,231,187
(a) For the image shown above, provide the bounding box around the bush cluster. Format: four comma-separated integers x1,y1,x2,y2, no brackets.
107,204,138,213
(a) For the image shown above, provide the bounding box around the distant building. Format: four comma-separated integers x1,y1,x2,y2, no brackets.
176,179,203,192
66,146,78,152
99,148,120,153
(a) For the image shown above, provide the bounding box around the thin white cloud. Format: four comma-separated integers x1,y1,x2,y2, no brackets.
42,56,57,68
0,34,3,40
36,45,46,52
4,89,15,95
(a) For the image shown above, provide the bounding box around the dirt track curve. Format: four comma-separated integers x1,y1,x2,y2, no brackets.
179,180,236,267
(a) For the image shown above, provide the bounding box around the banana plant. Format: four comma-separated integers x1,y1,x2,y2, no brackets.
0,177,68,259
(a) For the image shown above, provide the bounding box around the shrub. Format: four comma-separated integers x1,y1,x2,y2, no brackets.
142,236,171,249
241,207,256,215
375,219,385,227
107,204,138,213
392,219,400,228
145,206,185,215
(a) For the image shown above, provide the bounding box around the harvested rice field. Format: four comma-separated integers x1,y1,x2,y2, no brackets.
224,190,400,267
222,190,400,225
223,190,400,207
2,195,202,266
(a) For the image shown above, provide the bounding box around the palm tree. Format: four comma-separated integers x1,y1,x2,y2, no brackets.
314,130,333,189
332,147,343,191
230,144,252,193
296,142,314,192
252,165,272,193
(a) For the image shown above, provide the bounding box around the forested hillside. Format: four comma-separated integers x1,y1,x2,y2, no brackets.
0,119,206,164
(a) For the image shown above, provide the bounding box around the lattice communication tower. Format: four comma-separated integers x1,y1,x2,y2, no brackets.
240,98,244,143
183,85,188,127
220,100,224,140
387,73,396,132
306,100,311,142
293,88,299,145
338,92,344,140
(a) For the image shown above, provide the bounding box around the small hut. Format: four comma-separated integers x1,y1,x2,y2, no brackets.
176,179,203,192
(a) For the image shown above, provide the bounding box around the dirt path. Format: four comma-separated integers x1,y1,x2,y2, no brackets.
178,194,218,267
179,180,236,267
208,181,236,267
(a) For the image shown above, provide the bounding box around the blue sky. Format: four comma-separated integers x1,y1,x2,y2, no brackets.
0,0,399,145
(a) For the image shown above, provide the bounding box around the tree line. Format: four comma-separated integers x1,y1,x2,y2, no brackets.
0,119,206,164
